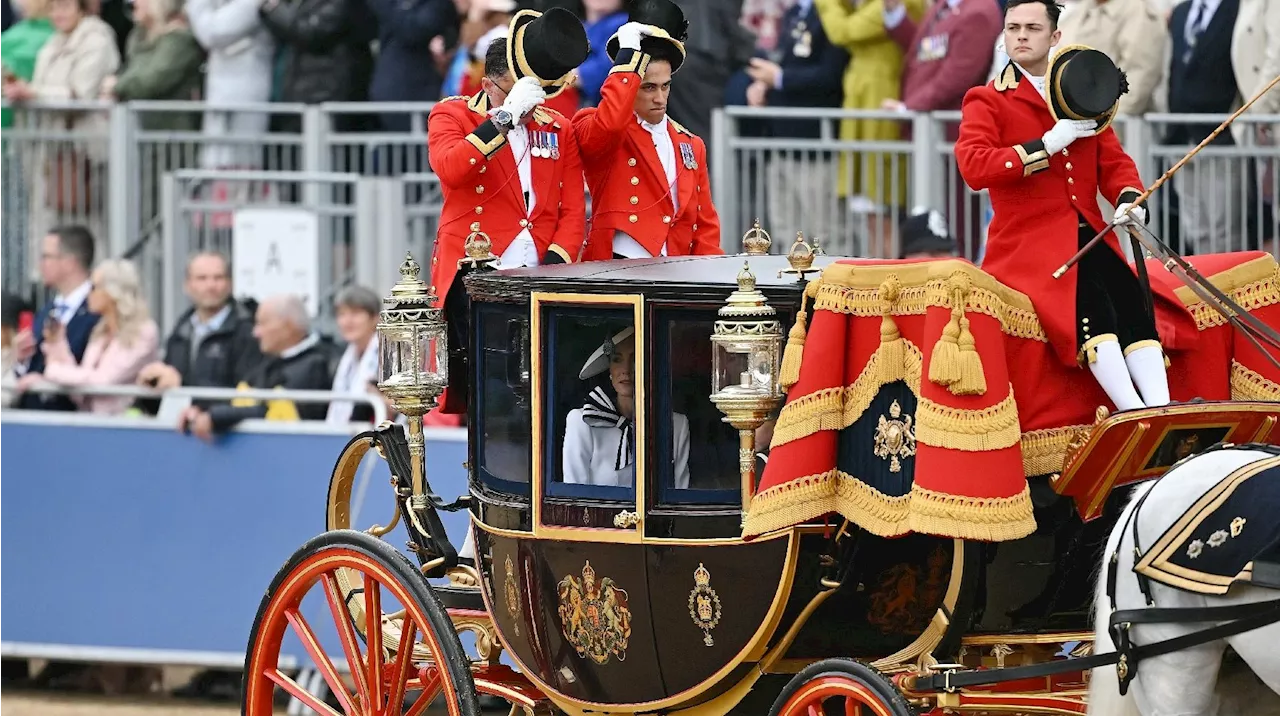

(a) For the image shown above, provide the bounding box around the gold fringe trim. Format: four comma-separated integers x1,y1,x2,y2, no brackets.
741,469,1035,541
916,393,1021,452
772,336,1019,453
1019,425,1086,477
1230,360,1280,401
779,280,820,390
1173,255,1280,330
878,275,906,383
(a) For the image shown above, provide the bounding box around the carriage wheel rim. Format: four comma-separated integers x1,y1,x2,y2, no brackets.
777,676,896,716
244,546,462,716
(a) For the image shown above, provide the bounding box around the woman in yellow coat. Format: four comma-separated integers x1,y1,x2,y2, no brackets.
815,0,925,252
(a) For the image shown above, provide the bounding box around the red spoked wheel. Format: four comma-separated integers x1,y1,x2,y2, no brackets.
770,659,917,716
242,529,480,716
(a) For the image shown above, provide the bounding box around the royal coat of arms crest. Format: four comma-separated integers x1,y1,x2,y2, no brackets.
557,561,633,665
687,563,722,646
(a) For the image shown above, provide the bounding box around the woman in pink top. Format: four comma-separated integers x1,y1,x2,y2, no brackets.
21,259,160,414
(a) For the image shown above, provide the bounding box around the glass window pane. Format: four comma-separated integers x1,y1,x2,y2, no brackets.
662,314,739,498
477,306,532,487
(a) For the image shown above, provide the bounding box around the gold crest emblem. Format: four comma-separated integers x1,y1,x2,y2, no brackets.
557,561,632,665
504,554,520,637
687,563,722,647
874,399,916,473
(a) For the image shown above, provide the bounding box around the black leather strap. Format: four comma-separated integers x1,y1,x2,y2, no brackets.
373,423,460,577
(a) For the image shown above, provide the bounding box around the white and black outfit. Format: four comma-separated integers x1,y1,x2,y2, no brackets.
562,386,691,488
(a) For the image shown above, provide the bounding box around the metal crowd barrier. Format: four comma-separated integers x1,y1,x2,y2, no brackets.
4,99,1278,306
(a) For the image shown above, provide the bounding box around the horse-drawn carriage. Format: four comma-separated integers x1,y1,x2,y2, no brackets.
241,226,1280,716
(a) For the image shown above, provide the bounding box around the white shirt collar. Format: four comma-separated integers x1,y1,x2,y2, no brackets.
946,0,961,9
1013,61,1047,98
56,280,93,314
637,114,669,135
191,303,232,333
279,332,320,359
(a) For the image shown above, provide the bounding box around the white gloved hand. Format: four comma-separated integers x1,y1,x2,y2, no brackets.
613,21,654,51
1113,202,1146,227
1042,118,1097,155
500,76,546,121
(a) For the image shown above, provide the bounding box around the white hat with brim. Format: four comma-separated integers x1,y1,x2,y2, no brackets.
578,326,636,380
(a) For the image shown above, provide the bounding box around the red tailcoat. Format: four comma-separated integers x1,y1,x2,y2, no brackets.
572,48,723,260
426,92,586,300
954,63,1197,367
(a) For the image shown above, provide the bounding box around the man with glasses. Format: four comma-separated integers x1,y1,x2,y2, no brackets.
12,225,100,411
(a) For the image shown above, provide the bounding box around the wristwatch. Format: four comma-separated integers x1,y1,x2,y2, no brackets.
492,109,515,131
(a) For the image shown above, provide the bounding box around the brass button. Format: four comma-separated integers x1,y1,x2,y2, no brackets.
519,219,528,227
476,185,485,194
662,215,671,224
629,214,638,223
630,196,638,205
1065,162,1073,170
475,206,484,214
470,222,481,231
1062,148,1070,156
622,77,629,84
628,158,637,167
631,177,640,186
1005,161,1013,169
1068,177,1074,185
1071,195,1077,201
469,157,477,165
1082,317,1090,324
692,223,698,231
479,166,487,174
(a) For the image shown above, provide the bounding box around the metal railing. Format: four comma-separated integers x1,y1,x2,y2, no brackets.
4,383,389,427
4,99,1277,309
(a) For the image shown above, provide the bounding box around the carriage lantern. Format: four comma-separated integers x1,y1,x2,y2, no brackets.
710,262,785,517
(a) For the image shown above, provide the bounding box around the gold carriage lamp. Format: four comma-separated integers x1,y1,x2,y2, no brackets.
710,262,785,520
377,253,448,501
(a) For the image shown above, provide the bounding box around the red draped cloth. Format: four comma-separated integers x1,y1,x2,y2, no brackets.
742,253,1280,542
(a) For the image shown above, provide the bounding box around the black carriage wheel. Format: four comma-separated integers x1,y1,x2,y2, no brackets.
242,529,480,716
769,659,916,716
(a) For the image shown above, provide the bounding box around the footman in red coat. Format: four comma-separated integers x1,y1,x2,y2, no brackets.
572,0,724,260
955,0,1196,412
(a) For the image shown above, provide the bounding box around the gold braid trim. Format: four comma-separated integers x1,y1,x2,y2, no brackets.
741,470,1035,541
773,337,1018,452
1019,425,1087,477
916,393,1021,452
1230,360,1280,401
812,279,1047,342
1173,257,1280,330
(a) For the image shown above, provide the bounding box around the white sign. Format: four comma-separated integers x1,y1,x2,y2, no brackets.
232,208,320,316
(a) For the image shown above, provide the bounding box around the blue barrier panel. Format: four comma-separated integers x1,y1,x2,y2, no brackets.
1,413,470,666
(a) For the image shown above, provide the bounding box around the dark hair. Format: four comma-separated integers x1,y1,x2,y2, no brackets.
1005,0,1062,28
49,224,95,273
643,41,682,71
485,37,510,79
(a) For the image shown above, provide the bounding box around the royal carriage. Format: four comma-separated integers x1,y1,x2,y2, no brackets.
241,224,1280,716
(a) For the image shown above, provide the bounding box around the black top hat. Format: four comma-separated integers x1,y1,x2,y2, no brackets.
898,208,956,258
606,0,689,72
1046,45,1129,135
507,8,591,99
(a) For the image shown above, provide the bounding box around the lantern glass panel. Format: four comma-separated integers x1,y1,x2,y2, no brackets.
749,345,777,395
419,328,448,382
712,339,749,395
380,327,418,386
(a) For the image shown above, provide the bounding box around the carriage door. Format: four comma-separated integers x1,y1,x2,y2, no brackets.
531,293,646,541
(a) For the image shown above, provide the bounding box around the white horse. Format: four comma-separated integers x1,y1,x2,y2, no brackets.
1088,445,1280,716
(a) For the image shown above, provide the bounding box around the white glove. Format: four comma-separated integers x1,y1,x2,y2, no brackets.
1113,202,1147,227
613,21,654,51
500,76,545,121
1042,118,1097,155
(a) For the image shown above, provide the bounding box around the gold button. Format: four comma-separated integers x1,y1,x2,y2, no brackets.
1065,162,1073,170
519,219,528,227
692,223,698,231
630,196,638,205
470,222,481,231
1068,178,1074,185
479,166,487,174
476,186,485,194
622,77,629,84
1071,195,1077,201
662,215,671,224
631,177,640,185
629,214,638,223
1082,317,1090,324
1062,148,1070,156
1005,161,1013,169
475,206,483,214
469,158,477,165
628,158,637,167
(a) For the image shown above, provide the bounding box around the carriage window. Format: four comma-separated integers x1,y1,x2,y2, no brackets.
545,307,639,498
656,311,741,503
476,305,532,491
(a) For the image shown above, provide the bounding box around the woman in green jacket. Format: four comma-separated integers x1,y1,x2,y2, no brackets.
1,0,56,129
103,0,205,131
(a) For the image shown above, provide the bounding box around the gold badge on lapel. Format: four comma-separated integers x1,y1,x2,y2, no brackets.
557,561,633,665
687,563,722,647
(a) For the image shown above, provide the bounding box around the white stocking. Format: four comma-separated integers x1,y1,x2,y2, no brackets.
1125,342,1171,407
1087,338,1145,411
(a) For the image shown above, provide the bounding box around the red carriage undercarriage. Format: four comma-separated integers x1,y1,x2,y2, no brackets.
242,233,1280,716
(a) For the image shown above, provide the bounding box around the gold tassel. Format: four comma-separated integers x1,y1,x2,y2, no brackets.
878,275,905,383
929,272,969,387
954,316,987,395
779,281,818,389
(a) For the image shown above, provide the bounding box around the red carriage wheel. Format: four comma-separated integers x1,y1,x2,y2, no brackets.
771,659,917,716
242,529,480,716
